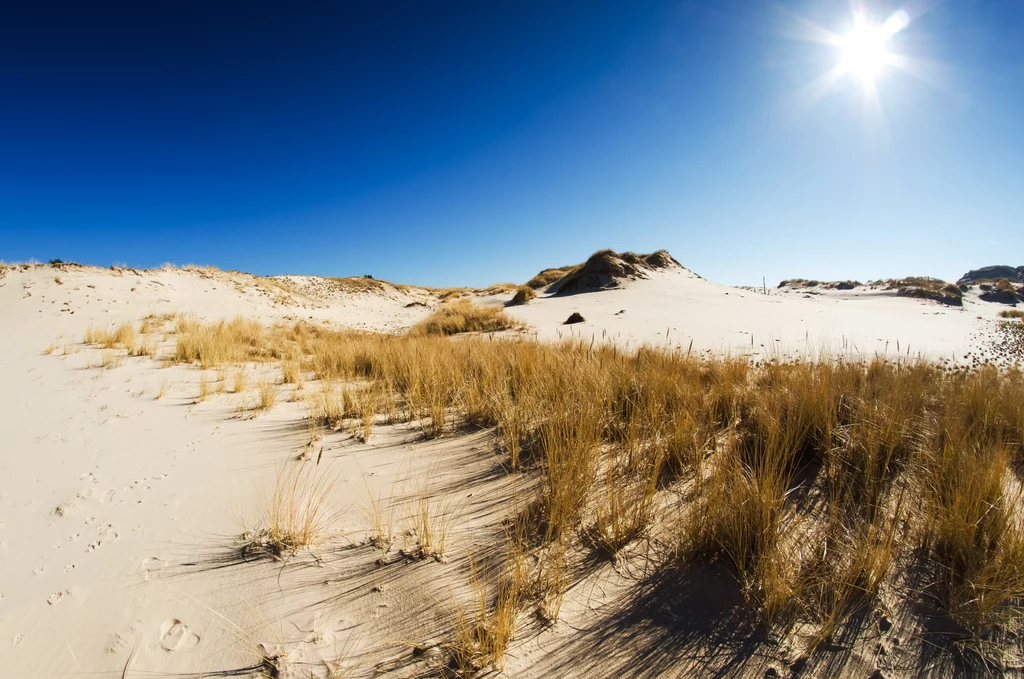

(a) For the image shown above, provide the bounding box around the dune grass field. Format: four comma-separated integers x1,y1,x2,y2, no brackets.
0,256,1022,677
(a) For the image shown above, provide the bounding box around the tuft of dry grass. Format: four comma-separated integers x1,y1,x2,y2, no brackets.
255,376,278,413
449,557,523,675
365,483,395,552
409,300,525,336
281,357,302,385
198,372,211,402
155,379,167,400
100,349,122,369
999,309,1024,319
84,322,138,349
243,463,336,559
407,478,453,561
231,368,247,394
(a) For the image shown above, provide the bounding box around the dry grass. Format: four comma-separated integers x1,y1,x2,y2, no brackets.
409,300,525,336
525,265,579,289
84,322,136,349
999,309,1024,319
243,463,336,559
255,376,278,413
91,313,1024,666
449,556,523,675
100,349,122,369
198,372,211,402
231,368,247,394
364,481,395,551
281,357,302,385
407,476,453,561
156,379,167,400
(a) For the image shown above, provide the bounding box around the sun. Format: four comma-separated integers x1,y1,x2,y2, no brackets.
839,24,889,82
835,11,909,85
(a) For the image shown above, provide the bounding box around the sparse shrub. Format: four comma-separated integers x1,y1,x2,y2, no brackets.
999,309,1024,319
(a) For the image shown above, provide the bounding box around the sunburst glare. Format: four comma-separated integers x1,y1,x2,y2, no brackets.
836,10,910,84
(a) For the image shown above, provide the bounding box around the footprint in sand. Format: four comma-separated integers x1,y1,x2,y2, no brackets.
159,619,200,652
33,565,46,576
100,489,115,504
47,590,64,605
80,472,98,484
12,633,24,646
142,557,167,581
98,523,118,541
64,563,76,573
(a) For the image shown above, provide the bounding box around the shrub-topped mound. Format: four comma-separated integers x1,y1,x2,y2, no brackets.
551,249,682,295
506,286,537,306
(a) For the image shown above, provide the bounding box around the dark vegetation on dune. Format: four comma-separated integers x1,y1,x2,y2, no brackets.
526,265,581,290
506,285,537,306
548,249,683,295
521,248,685,295
958,265,1024,287
883,277,964,307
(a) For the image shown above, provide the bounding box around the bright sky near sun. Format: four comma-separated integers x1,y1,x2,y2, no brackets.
1,1,1022,287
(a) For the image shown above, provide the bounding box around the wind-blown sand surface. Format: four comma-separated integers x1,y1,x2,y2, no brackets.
0,262,1017,678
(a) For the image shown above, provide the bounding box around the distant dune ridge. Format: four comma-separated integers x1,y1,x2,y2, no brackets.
957,264,1024,286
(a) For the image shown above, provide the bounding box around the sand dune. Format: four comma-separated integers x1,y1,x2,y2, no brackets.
0,259,1021,678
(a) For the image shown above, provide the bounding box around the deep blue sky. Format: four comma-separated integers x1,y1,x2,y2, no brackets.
2,1,1022,286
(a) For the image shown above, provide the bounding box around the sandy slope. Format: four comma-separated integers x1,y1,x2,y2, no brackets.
0,262,1016,678
0,265,453,677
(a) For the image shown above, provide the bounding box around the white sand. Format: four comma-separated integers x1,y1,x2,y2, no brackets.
0,262,1013,677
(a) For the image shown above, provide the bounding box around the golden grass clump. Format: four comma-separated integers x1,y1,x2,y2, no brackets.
255,376,278,413
84,322,138,349
999,309,1024,319
243,464,336,559
409,301,525,337
407,477,453,561
198,372,211,402
100,349,122,369
449,557,524,675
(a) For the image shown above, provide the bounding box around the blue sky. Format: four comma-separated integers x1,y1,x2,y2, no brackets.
1,1,1021,287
